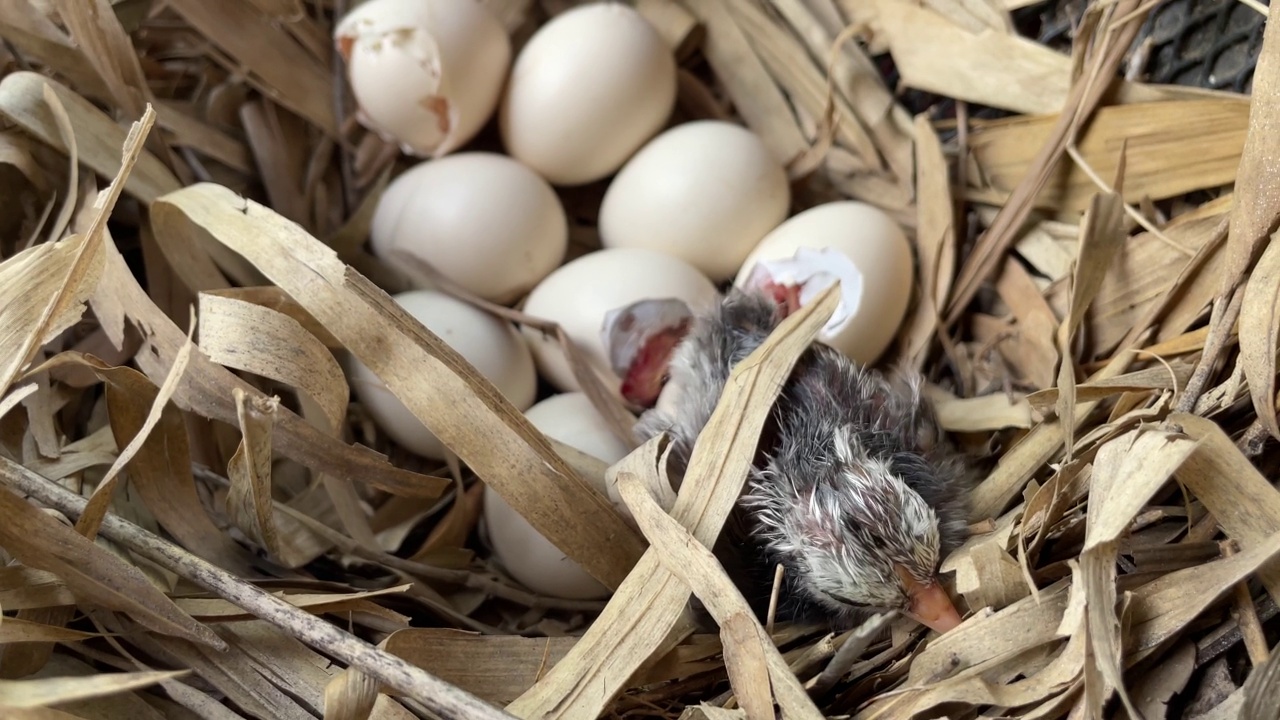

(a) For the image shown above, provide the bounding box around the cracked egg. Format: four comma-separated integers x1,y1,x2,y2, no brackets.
335,0,511,158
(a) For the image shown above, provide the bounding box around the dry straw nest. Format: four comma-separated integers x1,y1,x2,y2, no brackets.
1,0,1279,718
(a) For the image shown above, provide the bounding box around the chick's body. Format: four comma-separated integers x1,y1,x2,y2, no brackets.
635,290,973,632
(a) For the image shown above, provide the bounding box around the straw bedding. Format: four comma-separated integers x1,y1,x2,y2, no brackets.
1,0,1278,718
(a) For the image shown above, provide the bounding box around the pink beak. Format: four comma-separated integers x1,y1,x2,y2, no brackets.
898,569,963,634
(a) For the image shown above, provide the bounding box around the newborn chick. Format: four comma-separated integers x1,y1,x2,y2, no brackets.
634,289,972,634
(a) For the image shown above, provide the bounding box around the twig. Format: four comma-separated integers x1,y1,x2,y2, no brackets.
1176,285,1245,413
1221,540,1271,666
808,612,896,697
0,456,516,720
1235,0,1270,17
766,563,785,635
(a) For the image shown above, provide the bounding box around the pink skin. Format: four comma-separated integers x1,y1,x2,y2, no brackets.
614,272,805,408
619,320,690,407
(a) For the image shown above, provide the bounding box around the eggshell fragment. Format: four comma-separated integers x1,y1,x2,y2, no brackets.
499,2,677,185
734,201,914,365
598,120,791,281
484,393,629,599
335,0,511,157
521,248,718,397
370,153,568,304
348,290,536,459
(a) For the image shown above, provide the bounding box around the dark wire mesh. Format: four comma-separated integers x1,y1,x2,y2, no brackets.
873,0,1266,123
1142,0,1268,93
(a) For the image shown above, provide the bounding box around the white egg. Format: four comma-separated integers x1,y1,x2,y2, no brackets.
499,2,676,186
370,153,568,304
335,0,511,158
599,120,791,281
522,248,719,397
733,201,915,365
484,392,630,599
349,290,537,459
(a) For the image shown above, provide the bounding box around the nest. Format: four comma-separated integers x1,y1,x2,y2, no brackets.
0,0,1278,718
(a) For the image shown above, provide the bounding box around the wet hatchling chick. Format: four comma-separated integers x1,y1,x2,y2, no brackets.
633,289,974,634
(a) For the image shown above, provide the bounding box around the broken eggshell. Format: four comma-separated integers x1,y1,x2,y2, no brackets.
733,201,914,365
370,152,568,304
602,298,694,407
483,392,630,599
335,0,511,157
521,248,718,402
347,290,536,460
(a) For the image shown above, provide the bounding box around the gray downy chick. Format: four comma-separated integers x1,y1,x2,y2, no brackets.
632,289,973,634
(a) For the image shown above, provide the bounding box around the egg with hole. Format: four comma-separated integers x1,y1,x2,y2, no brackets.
599,120,791,281
521,248,718,405
484,392,630,599
335,0,511,157
370,153,568,304
348,290,536,459
733,201,915,365
499,2,677,185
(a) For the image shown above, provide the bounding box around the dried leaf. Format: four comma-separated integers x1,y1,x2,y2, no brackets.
944,0,1150,322
198,291,348,431
0,464,222,649
605,434,677,524
24,352,251,573
0,72,178,204
166,0,334,132
198,289,373,560
77,319,195,540
871,0,1157,115
1219,0,1280,300
0,617,96,645
324,668,379,720
1240,229,1280,440
0,84,146,397
967,100,1249,211
1027,362,1195,412
152,182,645,588
1129,529,1280,660
89,237,447,499
1078,428,1200,717
925,386,1033,431
615,473,821,720
384,630,577,706
970,353,1132,521
0,670,186,709
899,114,956,370
227,388,291,562
1056,190,1126,458
0,235,104,396
680,0,808,165
51,0,151,119
1169,412,1280,601
907,579,1071,685
719,613,774,720
994,257,1059,389
956,539,1031,611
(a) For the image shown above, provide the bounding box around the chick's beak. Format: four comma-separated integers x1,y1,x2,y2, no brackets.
897,568,962,634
